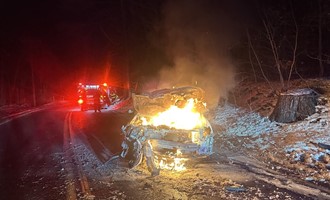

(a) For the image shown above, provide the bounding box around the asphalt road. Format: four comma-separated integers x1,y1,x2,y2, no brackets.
0,107,68,199
0,105,131,200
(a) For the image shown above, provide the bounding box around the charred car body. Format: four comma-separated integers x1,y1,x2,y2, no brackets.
121,86,214,175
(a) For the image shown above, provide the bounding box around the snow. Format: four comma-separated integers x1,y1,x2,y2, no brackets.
284,88,317,96
0,104,32,119
213,104,279,137
210,79,330,183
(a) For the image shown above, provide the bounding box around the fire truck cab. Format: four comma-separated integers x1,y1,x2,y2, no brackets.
77,83,111,111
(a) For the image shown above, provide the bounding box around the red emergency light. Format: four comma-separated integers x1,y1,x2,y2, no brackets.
78,99,84,105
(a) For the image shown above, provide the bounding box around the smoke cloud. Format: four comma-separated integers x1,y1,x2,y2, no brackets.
155,0,238,108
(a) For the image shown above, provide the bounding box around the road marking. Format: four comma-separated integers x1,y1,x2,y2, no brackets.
67,112,94,199
63,112,77,200
63,112,94,200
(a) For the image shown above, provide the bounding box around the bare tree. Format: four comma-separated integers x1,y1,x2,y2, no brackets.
318,0,324,77
262,19,285,88
31,64,37,107
258,2,299,89
0,55,4,105
0,64,6,106
246,28,270,85
287,2,299,85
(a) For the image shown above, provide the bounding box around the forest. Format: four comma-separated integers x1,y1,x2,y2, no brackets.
0,0,330,106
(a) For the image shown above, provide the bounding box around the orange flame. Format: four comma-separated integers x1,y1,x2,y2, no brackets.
142,98,209,172
142,98,206,130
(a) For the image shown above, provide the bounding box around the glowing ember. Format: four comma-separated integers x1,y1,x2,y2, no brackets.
142,98,206,130
191,131,199,144
156,149,187,171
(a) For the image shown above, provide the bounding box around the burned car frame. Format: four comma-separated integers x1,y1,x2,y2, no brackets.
120,86,214,175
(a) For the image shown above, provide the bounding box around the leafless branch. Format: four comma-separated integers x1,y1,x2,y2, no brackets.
262,19,285,88
246,28,271,87
287,2,298,85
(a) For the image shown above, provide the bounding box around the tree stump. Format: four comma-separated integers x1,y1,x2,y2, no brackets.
269,89,318,123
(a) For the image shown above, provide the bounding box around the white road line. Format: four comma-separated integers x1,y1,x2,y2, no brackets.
63,112,77,200
67,112,94,199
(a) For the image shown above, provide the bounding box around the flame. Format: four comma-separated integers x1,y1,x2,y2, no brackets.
142,98,206,130
141,98,208,172
156,149,187,171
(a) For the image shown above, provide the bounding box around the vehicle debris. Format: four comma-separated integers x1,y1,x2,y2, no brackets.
225,186,247,192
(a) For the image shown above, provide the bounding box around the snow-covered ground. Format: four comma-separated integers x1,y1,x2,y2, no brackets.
0,101,69,125
0,104,33,119
210,79,330,184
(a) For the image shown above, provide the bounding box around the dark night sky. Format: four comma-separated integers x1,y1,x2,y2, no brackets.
0,0,243,78
1,1,128,71
1,0,330,104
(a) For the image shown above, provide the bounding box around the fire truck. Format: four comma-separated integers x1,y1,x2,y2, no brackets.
77,83,111,111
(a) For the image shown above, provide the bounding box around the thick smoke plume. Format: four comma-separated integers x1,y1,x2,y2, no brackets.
156,0,237,108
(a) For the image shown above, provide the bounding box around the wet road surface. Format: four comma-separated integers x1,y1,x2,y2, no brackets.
0,105,131,200
0,108,67,199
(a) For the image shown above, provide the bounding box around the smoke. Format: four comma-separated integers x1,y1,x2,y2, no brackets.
155,0,238,108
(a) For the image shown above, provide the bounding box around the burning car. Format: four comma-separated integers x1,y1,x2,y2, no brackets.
120,86,214,175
